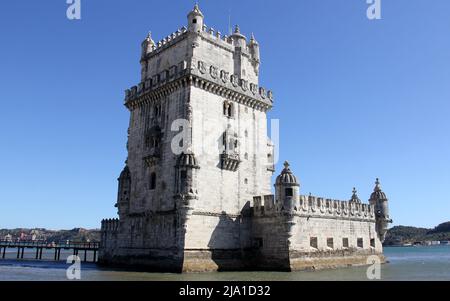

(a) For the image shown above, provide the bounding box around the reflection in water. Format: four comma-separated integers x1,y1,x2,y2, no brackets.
1,246,450,281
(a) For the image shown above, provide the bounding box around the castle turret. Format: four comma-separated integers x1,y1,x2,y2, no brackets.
141,32,155,59
115,165,131,218
249,33,260,62
275,161,299,213
187,4,204,33
369,178,392,242
231,25,247,48
248,33,260,76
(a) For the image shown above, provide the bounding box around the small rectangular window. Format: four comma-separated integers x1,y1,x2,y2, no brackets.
327,238,334,249
370,238,375,248
342,238,349,248
285,188,293,197
357,238,363,248
310,237,318,249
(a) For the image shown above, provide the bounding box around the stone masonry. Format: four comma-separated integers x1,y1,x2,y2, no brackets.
99,5,392,272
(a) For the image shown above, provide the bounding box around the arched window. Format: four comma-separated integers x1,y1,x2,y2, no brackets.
223,101,233,118
150,172,156,190
227,104,233,117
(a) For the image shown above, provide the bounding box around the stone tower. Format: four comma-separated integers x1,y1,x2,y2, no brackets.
99,4,274,272
100,5,391,272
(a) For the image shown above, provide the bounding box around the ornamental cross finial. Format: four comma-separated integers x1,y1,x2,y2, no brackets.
283,161,290,169
374,178,381,191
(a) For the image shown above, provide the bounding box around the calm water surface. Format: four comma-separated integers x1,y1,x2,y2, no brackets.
1,246,449,281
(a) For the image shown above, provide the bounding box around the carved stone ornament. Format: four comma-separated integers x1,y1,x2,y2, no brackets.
220,70,229,83
241,79,248,91
250,83,257,94
230,74,239,87
210,65,218,79
198,60,206,74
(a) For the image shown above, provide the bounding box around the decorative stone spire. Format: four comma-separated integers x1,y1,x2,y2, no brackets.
349,187,361,203
187,3,204,32
250,33,258,44
141,31,155,58
145,32,155,46
190,3,204,17
374,178,381,191
370,178,387,201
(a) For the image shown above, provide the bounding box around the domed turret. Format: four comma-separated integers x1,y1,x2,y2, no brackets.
187,4,204,33
368,178,392,242
116,165,131,218
274,161,300,213
275,161,298,185
369,178,387,201
141,32,155,59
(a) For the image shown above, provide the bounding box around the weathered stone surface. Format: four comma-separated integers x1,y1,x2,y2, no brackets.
99,4,391,273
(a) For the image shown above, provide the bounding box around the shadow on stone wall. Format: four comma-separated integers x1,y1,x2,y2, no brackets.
207,211,244,271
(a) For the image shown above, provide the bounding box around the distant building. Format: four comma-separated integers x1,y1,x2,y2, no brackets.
4,234,12,242
425,241,441,246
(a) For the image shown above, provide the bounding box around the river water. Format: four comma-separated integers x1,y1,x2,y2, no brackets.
0,246,449,281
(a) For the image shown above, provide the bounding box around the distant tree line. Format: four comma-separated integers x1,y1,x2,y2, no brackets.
384,221,450,245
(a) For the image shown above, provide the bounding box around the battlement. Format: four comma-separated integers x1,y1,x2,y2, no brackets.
197,24,256,55
124,56,273,110
141,26,188,60
101,218,119,232
252,194,375,221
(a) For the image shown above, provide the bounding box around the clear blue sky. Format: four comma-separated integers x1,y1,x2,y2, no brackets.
1,0,449,230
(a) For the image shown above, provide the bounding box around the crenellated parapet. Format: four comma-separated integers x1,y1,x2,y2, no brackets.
130,4,272,113
141,27,188,61
101,218,120,233
252,194,375,221
124,59,273,111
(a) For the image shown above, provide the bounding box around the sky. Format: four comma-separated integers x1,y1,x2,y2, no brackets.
0,0,449,230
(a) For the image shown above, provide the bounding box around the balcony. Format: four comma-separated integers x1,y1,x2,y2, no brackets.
220,152,240,171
